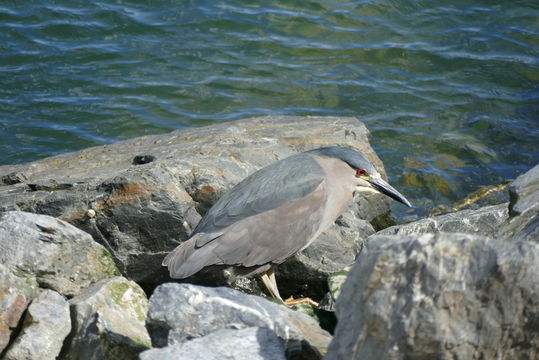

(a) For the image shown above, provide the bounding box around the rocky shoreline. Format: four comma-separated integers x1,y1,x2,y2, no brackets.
0,116,537,360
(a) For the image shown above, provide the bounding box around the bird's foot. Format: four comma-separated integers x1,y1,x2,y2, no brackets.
283,296,319,308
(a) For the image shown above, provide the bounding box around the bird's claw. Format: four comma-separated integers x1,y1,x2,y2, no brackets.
283,296,319,308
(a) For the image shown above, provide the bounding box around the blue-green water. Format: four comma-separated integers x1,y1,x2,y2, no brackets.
1,0,538,220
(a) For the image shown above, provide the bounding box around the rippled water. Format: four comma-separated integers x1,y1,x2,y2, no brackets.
1,0,538,220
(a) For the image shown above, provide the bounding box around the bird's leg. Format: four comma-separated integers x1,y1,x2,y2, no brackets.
283,297,320,308
259,267,283,301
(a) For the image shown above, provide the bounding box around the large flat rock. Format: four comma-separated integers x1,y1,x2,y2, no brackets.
0,116,391,296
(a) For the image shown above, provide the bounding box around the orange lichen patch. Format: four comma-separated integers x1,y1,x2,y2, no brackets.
200,185,216,196
5,294,28,326
105,181,152,207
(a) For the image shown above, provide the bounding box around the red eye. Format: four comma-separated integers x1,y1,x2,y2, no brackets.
356,169,366,176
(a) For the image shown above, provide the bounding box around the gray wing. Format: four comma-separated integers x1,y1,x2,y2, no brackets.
192,152,325,246
163,180,328,278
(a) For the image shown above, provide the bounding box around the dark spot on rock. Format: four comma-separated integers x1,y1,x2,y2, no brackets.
344,129,357,140
36,224,57,234
1,172,27,185
132,155,156,165
27,180,73,192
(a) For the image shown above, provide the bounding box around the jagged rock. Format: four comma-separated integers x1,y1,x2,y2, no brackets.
326,233,539,360
62,277,151,360
0,116,391,297
502,164,539,242
322,202,509,310
0,211,119,297
3,289,70,360
0,265,39,354
139,327,286,360
146,283,332,359
379,203,508,237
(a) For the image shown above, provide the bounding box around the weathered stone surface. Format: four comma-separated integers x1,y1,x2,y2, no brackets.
379,203,508,237
139,327,286,360
4,289,70,360
326,232,539,360
63,277,151,360
0,116,391,295
0,264,39,354
0,211,119,297
147,283,332,359
502,163,539,242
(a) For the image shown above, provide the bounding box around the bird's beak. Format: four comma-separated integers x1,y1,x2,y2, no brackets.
369,177,412,207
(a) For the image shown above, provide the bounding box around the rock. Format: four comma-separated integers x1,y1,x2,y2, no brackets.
146,283,332,359
502,164,539,242
0,265,39,353
0,116,391,296
63,277,151,360
139,327,286,360
326,232,539,360
0,211,120,297
379,203,508,237
3,290,71,360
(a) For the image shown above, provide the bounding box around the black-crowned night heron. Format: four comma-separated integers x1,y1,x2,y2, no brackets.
163,146,411,302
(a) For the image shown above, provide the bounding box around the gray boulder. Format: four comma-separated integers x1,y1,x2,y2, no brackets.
63,277,151,360
0,211,119,297
379,203,508,237
0,116,390,296
3,289,71,360
0,265,39,353
139,327,286,360
502,163,539,242
326,232,539,360
146,283,332,359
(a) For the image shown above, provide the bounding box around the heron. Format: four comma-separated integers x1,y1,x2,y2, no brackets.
163,146,411,302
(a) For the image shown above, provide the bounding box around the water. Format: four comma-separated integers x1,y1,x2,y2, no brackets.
0,0,538,220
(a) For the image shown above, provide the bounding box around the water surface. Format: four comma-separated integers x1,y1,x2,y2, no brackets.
1,0,538,220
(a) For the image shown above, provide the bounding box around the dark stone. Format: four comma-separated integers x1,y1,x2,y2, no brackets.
0,172,26,185
132,155,155,165
502,164,539,242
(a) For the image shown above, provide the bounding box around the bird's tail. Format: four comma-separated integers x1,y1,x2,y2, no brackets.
162,235,221,279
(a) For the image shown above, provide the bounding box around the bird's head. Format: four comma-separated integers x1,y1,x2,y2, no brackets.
309,146,412,207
